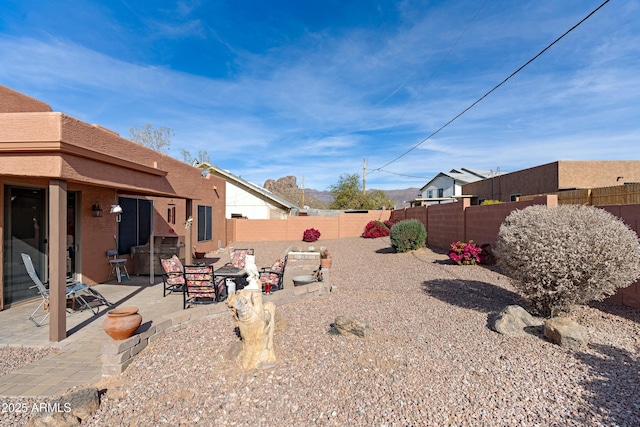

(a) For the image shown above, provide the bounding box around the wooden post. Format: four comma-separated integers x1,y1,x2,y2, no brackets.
49,179,67,342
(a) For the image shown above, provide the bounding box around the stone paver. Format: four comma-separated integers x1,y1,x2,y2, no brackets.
0,276,184,398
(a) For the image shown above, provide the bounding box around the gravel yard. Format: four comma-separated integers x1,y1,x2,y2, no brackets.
7,236,640,426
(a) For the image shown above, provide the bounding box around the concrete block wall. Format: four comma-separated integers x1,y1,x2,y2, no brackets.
227,210,391,242
465,196,557,247
426,199,469,249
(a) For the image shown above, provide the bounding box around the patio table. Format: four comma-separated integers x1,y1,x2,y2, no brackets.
214,266,248,293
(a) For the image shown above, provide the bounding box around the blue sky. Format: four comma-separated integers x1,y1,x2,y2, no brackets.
1,0,638,191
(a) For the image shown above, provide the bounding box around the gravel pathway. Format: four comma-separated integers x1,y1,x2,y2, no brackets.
6,237,640,426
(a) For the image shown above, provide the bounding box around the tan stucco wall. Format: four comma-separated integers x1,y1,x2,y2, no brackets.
1,88,227,298
463,160,640,202
463,162,560,202
0,85,53,113
557,160,640,189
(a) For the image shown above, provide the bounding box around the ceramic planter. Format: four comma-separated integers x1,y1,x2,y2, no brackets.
103,307,142,340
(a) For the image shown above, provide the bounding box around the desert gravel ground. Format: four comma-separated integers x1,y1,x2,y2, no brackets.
4,236,640,426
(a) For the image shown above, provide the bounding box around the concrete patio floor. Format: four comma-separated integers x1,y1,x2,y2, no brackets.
0,275,188,397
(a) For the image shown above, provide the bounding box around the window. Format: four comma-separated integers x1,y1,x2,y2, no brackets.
510,193,522,202
118,197,152,254
197,205,212,242
167,206,176,224
437,188,444,198
427,190,433,198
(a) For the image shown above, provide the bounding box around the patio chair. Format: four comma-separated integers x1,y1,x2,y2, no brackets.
160,255,226,303
259,255,287,293
183,264,219,309
225,248,255,269
160,255,185,297
21,253,112,327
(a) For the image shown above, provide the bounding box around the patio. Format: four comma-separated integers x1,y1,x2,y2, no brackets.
0,275,187,397
0,244,329,398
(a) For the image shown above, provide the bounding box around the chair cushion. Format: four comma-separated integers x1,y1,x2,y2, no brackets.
270,258,285,274
184,266,212,282
231,251,247,268
161,255,183,274
260,273,280,286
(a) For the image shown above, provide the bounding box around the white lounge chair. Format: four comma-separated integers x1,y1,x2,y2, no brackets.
21,253,111,327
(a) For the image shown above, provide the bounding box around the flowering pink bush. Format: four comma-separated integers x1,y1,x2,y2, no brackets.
302,228,321,242
362,220,390,238
448,240,483,265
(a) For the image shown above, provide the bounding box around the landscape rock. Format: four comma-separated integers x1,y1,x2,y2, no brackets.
493,305,543,336
544,317,589,350
27,411,81,427
334,315,370,338
27,387,100,427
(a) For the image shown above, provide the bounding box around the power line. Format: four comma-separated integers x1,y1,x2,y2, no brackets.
380,0,489,135
372,0,611,173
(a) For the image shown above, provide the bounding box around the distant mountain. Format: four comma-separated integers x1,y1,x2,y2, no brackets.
264,176,419,209
263,176,329,209
382,188,421,208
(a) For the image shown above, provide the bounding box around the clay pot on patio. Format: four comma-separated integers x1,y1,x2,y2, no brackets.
103,307,142,340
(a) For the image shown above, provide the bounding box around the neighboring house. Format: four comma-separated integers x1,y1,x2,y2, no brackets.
198,163,298,219
0,85,226,341
462,160,640,203
411,168,497,206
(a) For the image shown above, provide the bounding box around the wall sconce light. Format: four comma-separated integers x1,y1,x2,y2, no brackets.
110,204,123,223
92,202,103,217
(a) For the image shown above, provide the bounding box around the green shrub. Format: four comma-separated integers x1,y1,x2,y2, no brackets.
494,204,640,317
390,219,427,253
480,199,503,205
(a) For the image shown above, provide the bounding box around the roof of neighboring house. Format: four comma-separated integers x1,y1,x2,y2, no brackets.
419,168,500,192
198,162,299,210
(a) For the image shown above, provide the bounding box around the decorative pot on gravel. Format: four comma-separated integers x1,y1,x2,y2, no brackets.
103,307,142,340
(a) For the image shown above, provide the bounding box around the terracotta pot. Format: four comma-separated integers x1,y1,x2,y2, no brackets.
320,256,332,268
103,307,142,340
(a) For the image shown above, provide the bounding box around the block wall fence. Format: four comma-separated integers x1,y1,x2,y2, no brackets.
226,210,392,242
389,195,640,309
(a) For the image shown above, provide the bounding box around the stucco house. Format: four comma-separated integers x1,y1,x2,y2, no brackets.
411,168,496,206
198,163,298,220
0,85,226,341
463,160,640,203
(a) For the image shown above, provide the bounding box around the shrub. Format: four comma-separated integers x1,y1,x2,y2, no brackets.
383,219,397,229
390,219,427,253
480,199,503,205
494,204,640,317
448,240,483,265
302,228,321,242
479,243,496,265
362,220,390,238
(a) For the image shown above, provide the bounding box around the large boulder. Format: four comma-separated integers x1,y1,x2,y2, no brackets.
544,317,589,350
493,305,543,336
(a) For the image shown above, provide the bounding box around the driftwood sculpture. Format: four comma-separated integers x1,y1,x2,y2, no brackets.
227,289,276,369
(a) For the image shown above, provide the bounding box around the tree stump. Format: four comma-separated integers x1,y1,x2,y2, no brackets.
227,289,276,369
